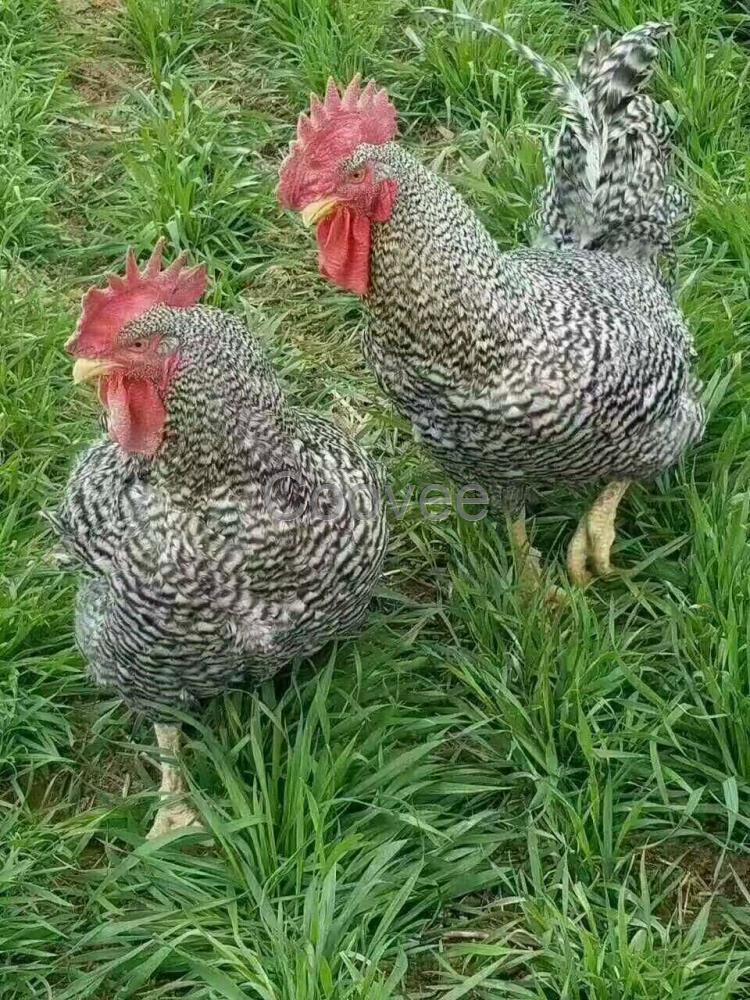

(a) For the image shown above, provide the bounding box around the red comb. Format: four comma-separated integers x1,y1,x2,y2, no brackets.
67,239,208,356
298,76,397,147
278,76,397,209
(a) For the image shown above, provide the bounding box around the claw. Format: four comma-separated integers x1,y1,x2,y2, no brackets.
146,802,202,840
510,514,567,606
567,481,629,587
567,517,593,587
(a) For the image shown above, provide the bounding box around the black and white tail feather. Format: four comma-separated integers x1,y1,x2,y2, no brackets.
533,22,689,271
423,10,689,273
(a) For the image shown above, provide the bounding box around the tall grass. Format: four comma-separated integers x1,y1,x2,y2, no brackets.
2,0,750,996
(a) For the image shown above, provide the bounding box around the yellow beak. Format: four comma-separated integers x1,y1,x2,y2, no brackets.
72,358,115,384
301,196,339,227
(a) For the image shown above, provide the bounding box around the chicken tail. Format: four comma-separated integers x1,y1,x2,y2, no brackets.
424,11,688,271
534,23,689,270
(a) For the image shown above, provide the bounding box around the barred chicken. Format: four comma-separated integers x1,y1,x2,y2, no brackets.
48,243,387,837
279,22,705,593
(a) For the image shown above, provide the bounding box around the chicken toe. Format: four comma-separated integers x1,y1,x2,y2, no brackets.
147,802,202,839
566,517,593,587
567,481,629,586
509,514,566,605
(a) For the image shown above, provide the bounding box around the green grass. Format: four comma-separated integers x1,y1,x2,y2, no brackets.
2,0,750,995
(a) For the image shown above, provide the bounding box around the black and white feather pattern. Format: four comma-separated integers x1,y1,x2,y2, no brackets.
50,306,388,715
427,11,690,267
346,22,704,512
534,22,690,269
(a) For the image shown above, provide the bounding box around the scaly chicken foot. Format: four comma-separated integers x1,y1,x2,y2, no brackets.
509,513,566,606
567,481,630,587
146,723,202,839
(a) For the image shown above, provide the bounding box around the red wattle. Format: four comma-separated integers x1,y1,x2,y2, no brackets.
102,374,166,456
316,207,372,296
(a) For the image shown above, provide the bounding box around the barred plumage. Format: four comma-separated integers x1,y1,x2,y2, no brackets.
353,23,705,503
50,304,388,716
534,22,691,269
281,22,705,588
359,142,702,493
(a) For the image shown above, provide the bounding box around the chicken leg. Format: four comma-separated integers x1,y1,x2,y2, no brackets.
567,481,630,586
509,512,565,605
146,723,201,839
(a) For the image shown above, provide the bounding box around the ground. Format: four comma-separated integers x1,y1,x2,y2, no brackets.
2,0,750,996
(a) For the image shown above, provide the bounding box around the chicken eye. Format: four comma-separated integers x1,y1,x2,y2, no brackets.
130,340,148,351
348,167,366,183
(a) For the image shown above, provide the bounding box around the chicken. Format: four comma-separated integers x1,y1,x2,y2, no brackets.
278,22,705,593
48,242,388,837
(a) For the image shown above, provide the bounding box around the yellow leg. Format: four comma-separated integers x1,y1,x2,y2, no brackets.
146,723,201,839
509,511,565,605
567,481,630,587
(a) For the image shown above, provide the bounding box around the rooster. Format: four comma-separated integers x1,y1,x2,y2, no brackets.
279,22,705,593
48,242,388,837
